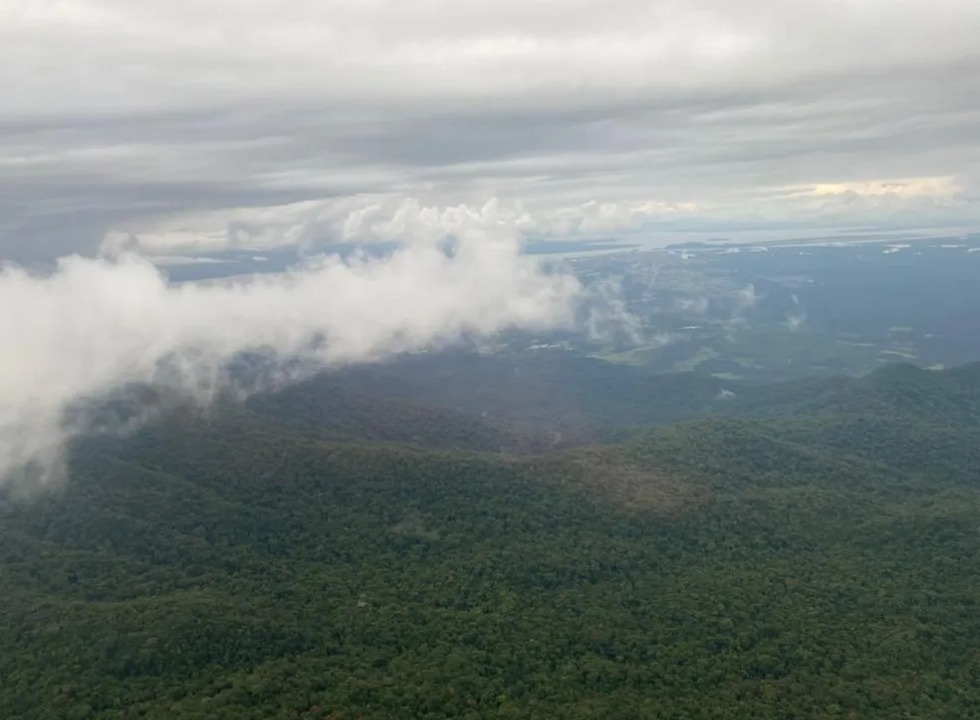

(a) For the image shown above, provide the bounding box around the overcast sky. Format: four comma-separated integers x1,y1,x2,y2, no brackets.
3,0,980,261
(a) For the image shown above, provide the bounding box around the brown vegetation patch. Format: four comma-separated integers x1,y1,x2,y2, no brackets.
530,449,708,516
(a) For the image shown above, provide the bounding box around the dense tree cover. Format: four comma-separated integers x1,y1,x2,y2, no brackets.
246,380,542,454
1,365,979,718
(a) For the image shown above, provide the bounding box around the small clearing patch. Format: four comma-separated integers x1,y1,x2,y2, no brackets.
541,450,707,516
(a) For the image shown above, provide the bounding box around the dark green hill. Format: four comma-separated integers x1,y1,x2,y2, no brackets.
274,354,731,441
1,365,979,719
245,377,556,454
729,362,980,424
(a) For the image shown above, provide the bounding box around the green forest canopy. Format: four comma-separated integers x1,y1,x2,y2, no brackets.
1,363,978,719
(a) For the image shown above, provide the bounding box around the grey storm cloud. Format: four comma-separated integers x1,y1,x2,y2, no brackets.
2,0,980,260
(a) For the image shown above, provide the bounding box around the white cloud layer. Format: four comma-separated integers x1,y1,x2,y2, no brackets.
2,0,980,260
98,196,700,257
0,227,580,487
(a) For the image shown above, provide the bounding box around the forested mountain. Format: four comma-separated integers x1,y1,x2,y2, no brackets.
1,364,979,719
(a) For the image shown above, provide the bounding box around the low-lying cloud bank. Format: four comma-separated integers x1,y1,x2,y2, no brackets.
0,229,581,489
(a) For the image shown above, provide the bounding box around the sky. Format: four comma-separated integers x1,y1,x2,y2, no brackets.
2,0,980,262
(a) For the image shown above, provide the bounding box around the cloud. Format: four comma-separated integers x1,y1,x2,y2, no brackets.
733,283,760,315
3,1,980,261
675,296,710,315
0,226,580,489
96,195,702,258
581,277,645,346
805,176,960,199
786,310,806,332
